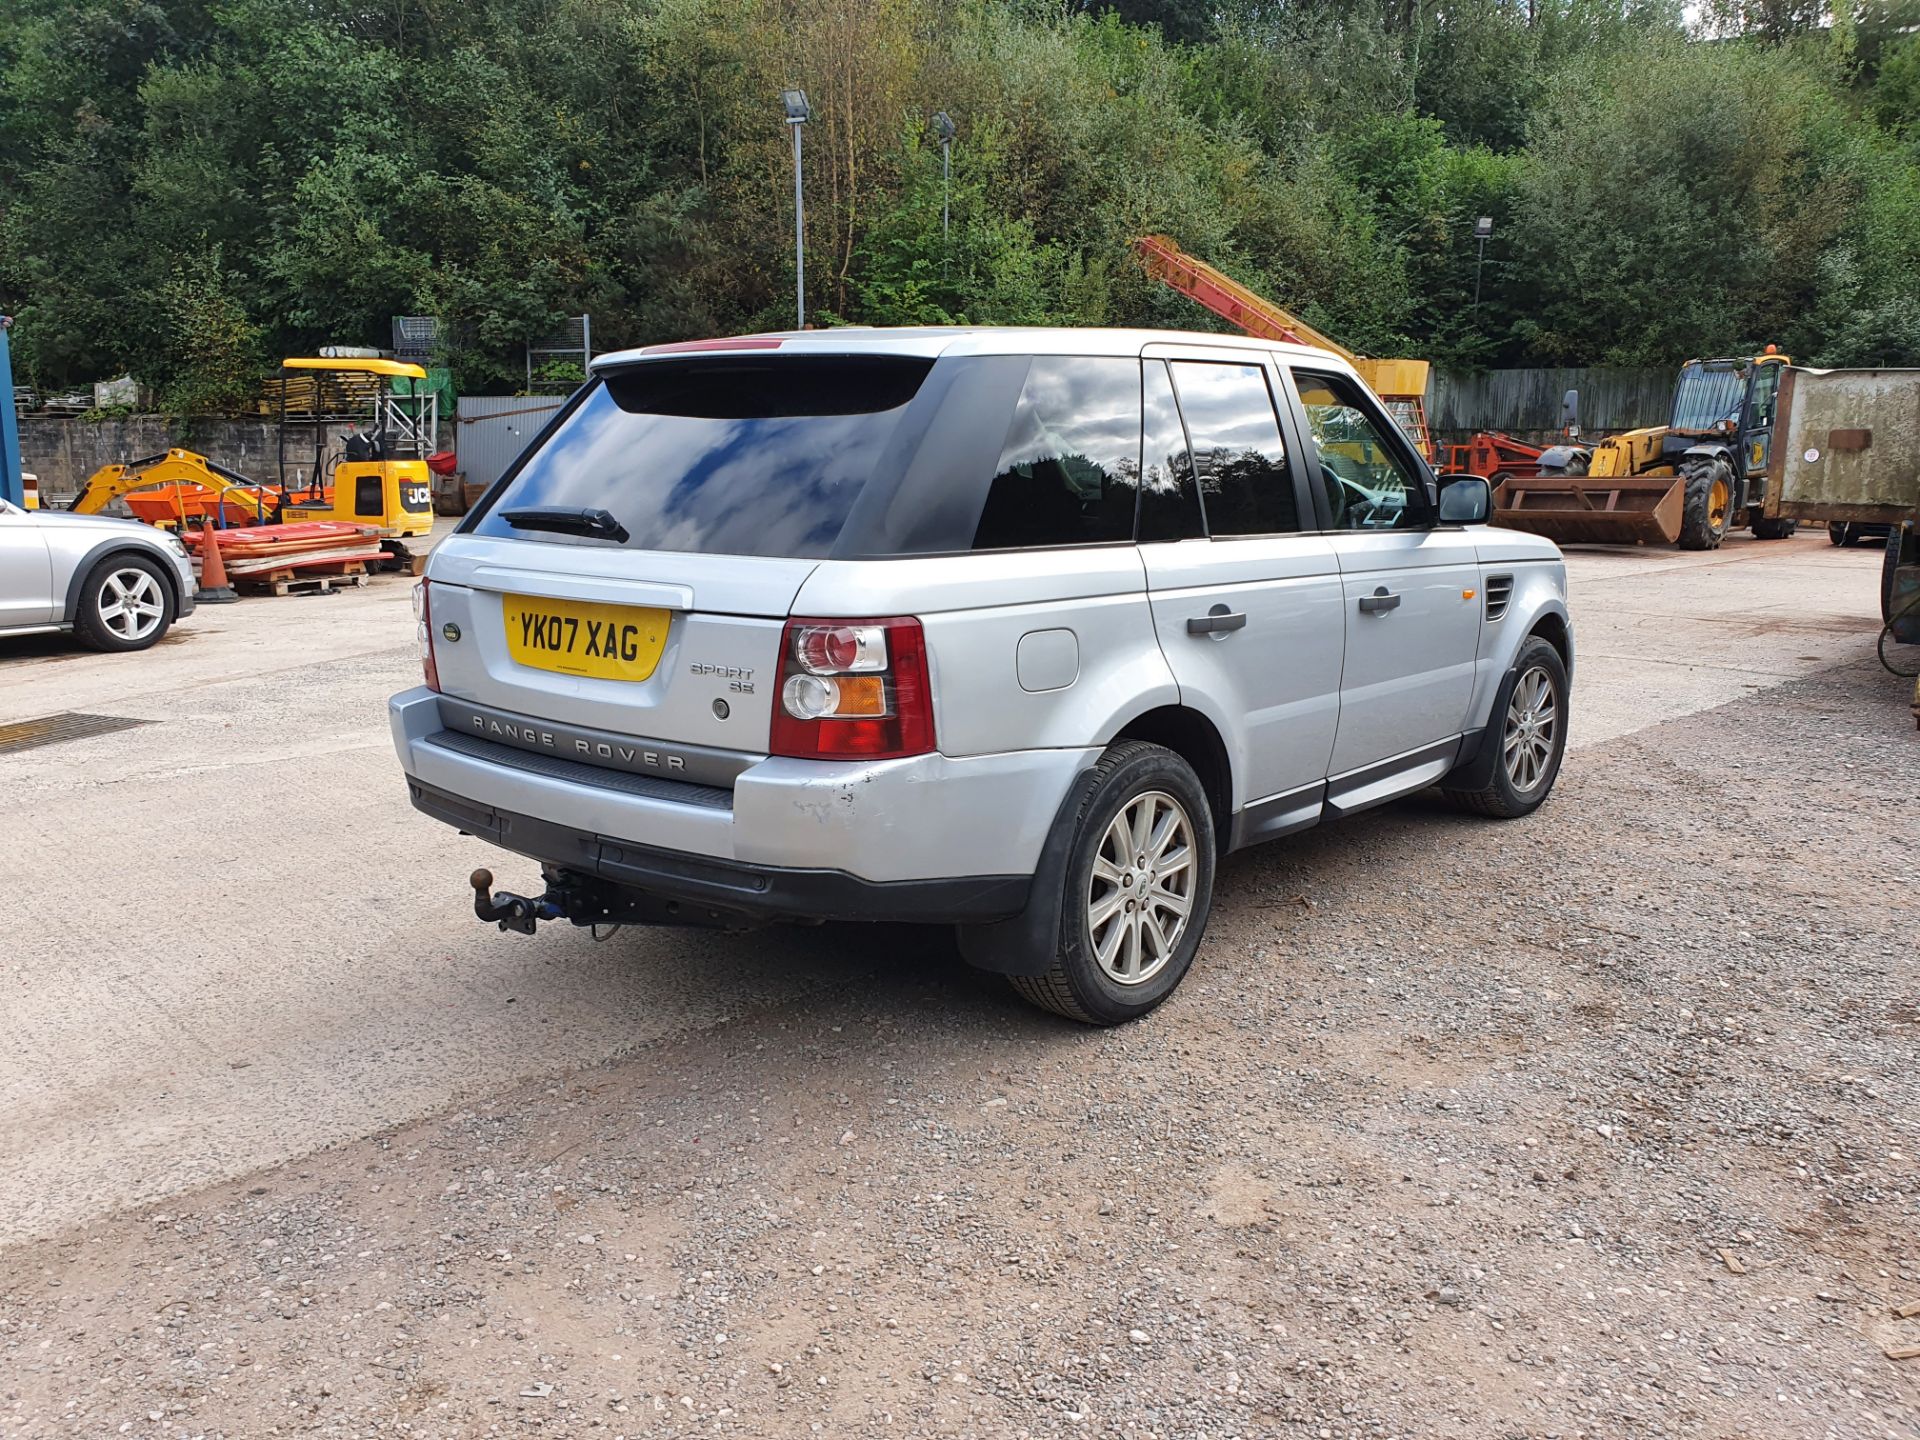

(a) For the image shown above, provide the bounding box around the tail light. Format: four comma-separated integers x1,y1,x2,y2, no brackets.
768,617,934,760
413,579,440,692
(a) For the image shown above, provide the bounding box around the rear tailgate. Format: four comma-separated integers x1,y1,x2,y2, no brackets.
423,347,950,756
424,534,812,752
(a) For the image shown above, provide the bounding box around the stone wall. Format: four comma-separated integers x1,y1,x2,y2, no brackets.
20,416,346,502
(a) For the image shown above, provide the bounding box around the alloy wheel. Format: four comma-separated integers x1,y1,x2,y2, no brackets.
99,568,166,643
1502,664,1558,793
1086,790,1195,985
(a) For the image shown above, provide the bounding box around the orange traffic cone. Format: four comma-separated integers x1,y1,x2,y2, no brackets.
195,518,240,603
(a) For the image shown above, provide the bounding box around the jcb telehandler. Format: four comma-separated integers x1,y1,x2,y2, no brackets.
1493,349,1795,549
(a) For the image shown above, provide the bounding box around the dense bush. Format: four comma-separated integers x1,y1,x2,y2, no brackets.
3,0,1919,404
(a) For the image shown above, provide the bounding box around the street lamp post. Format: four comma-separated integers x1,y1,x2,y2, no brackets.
1473,215,1494,310
931,111,956,255
782,90,810,329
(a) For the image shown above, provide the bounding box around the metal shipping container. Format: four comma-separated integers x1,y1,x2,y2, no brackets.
1765,366,1920,670
1764,367,1920,527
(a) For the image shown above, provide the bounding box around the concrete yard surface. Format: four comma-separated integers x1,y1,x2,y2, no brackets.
0,530,1915,1439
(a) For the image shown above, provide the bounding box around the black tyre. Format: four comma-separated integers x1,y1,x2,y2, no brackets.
1751,514,1797,540
1677,456,1734,550
1443,637,1569,819
73,552,175,653
1828,522,1852,547
1885,524,1907,626
1006,741,1217,1026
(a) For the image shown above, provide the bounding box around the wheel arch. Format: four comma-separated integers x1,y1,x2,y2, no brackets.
1107,704,1234,846
60,540,183,623
1528,608,1574,682
1679,442,1734,465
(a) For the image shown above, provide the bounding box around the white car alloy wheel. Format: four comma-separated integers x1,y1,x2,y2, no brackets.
1502,663,1558,794
98,566,167,643
1086,789,1196,985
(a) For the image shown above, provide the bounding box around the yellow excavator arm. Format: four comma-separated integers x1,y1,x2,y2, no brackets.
69,448,274,520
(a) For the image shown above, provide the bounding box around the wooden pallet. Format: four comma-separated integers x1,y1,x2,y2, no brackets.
236,569,371,597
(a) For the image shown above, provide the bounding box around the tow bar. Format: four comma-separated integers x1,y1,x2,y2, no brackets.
469,869,565,934
467,867,761,934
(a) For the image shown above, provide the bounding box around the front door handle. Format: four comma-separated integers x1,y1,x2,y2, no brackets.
1187,605,1247,635
1358,587,1401,614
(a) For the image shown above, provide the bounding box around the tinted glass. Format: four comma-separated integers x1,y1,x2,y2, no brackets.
972,357,1141,550
1139,360,1202,543
1293,371,1423,531
1168,361,1298,537
471,357,932,557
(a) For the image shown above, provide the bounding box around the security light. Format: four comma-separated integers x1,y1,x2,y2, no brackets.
782,90,810,124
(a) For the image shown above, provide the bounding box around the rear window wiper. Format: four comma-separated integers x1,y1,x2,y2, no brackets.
500,506,631,545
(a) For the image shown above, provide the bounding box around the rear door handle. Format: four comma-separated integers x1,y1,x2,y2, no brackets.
1358,587,1401,614
1187,606,1247,635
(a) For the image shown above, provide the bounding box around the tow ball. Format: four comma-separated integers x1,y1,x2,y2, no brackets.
469,869,565,935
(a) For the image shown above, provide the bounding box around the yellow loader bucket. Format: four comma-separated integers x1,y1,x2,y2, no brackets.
1491,474,1685,546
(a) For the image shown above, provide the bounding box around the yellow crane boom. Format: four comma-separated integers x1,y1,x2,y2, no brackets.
1133,235,1434,459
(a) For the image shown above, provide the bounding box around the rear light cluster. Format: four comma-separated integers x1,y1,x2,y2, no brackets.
768,617,934,760
413,579,440,692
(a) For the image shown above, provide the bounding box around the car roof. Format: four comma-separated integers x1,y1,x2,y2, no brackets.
592,325,1354,373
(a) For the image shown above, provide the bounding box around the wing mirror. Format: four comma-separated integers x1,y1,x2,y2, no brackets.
1561,387,1581,439
1437,474,1492,525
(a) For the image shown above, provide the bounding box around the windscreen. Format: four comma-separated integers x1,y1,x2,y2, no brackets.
1670,362,1747,433
469,356,934,557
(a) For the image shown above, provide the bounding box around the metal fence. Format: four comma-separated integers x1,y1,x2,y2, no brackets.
454,395,566,491
1428,367,1672,446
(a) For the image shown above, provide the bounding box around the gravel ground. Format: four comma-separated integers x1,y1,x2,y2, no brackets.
3,653,1916,1439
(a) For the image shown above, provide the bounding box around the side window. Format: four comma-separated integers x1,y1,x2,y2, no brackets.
1139,360,1202,543
972,357,1141,551
1749,362,1781,428
1292,371,1424,531
1167,361,1298,537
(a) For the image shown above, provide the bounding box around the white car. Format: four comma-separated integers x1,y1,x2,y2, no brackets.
392,327,1573,1023
0,497,196,651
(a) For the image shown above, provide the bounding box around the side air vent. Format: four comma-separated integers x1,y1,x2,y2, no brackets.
1484,575,1514,622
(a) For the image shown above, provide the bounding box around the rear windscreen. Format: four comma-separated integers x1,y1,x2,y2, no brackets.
468,356,935,557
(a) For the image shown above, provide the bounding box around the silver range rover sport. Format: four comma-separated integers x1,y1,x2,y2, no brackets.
392,327,1573,1024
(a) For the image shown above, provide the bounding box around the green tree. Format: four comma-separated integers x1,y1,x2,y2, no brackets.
152,248,266,414
5,0,1920,399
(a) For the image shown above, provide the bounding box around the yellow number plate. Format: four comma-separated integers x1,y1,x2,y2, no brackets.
503,594,670,682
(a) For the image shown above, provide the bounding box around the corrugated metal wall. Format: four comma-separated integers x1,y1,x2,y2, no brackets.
454,395,566,490
1428,368,1672,445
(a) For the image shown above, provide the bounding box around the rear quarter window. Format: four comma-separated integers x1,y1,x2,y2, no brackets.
971,357,1142,551
468,356,933,558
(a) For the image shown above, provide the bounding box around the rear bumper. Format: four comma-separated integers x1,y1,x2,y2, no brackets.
390,686,1094,900
407,777,1029,924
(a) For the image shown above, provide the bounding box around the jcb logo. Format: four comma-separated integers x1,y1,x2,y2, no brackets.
401,484,431,511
